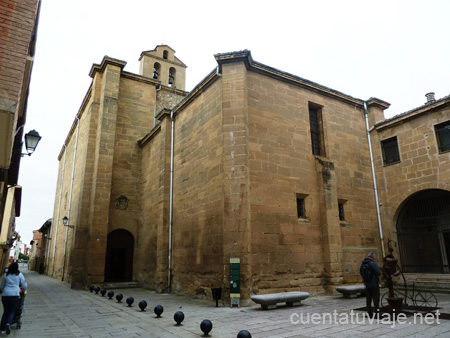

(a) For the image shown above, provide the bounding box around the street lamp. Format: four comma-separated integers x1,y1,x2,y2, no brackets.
62,216,74,229
22,129,41,156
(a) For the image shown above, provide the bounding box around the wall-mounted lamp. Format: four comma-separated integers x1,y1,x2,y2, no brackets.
62,216,74,229
6,232,18,246
21,129,42,157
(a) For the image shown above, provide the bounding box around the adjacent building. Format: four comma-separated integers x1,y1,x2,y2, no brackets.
0,0,41,271
29,220,50,273
371,93,450,285
45,45,450,302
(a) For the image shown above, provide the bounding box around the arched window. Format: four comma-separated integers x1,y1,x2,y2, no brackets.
163,50,168,59
153,62,161,79
169,67,176,87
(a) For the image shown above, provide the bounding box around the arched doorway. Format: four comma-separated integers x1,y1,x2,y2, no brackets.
104,229,134,282
397,189,450,273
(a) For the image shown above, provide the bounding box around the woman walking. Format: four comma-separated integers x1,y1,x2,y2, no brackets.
0,262,27,335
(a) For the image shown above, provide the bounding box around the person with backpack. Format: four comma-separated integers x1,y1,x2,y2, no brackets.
360,252,381,318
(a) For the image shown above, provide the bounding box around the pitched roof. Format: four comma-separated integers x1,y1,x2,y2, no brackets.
214,50,390,108
375,94,450,128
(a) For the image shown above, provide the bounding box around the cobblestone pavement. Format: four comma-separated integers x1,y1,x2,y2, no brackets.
6,266,450,337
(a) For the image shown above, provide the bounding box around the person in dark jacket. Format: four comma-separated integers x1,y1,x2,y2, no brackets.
360,252,381,317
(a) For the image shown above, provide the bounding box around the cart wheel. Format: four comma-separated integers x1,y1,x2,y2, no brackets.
415,292,438,308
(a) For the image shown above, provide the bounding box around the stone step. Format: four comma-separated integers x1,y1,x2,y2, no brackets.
102,281,142,289
402,274,450,293
404,281,450,294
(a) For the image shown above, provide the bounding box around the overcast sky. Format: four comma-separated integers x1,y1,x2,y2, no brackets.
16,0,450,245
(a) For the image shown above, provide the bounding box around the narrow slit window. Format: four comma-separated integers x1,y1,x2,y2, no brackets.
338,203,345,221
309,104,326,156
297,198,305,218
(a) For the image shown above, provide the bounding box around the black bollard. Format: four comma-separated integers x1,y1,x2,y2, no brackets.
116,293,123,302
126,297,134,307
100,289,106,297
138,300,147,311
237,330,252,338
200,319,213,336
211,288,222,307
94,286,100,294
107,291,114,299
174,311,184,325
154,305,164,318
89,286,94,292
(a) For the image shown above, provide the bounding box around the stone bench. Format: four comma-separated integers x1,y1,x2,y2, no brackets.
335,284,366,298
251,291,310,310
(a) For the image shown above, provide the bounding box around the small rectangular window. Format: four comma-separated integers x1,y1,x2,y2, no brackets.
297,198,305,218
381,136,400,165
309,103,326,156
435,120,450,153
338,203,345,221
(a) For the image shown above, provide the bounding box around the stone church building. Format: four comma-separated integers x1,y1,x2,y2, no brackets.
44,45,450,301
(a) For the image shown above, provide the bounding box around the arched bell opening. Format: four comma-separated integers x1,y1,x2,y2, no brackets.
153,62,161,79
168,67,176,87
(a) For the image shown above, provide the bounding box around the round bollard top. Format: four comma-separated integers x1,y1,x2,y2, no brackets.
107,291,114,299
237,330,252,338
126,296,134,306
116,293,123,302
138,300,147,311
200,319,213,335
154,305,164,317
174,311,184,325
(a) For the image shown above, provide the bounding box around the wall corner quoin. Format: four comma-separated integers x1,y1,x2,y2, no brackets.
89,56,127,79
366,97,390,126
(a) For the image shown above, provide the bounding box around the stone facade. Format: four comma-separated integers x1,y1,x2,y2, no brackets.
46,45,450,301
47,51,188,288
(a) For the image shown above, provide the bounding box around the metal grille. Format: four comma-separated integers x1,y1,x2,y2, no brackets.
381,136,400,165
435,120,450,153
397,189,450,273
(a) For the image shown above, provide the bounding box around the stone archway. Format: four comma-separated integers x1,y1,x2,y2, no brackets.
104,229,134,282
396,189,450,273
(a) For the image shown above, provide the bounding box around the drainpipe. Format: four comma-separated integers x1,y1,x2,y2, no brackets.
363,102,386,258
168,110,175,293
52,144,67,274
154,84,161,127
62,117,80,281
216,66,222,77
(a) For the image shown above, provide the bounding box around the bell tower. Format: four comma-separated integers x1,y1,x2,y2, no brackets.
139,45,187,90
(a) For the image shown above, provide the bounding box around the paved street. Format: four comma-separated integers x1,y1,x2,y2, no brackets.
6,266,450,337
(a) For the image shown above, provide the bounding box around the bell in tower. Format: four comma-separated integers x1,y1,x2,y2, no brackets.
139,45,187,90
